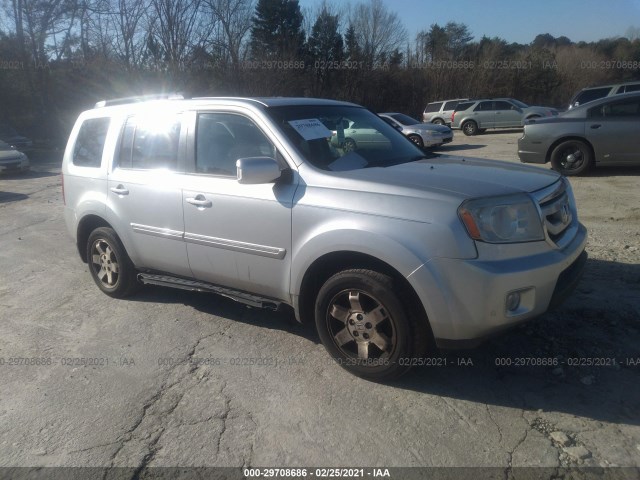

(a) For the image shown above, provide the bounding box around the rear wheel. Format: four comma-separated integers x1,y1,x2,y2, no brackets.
87,227,139,298
315,269,429,381
432,118,444,125
462,120,478,136
550,139,593,176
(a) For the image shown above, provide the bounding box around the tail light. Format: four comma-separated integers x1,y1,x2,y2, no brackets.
451,111,456,123
61,173,66,205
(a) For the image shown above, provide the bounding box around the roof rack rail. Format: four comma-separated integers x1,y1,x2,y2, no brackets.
94,93,184,108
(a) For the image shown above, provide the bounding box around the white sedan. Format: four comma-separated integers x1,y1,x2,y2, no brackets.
379,113,453,148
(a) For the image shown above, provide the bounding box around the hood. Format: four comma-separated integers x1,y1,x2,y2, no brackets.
339,155,560,199
410,123,451,133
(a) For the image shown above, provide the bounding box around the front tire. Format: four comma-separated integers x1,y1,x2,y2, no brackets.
408,134,424,148
87,227,139,298
315,269,428,381
342,138,357,152
550,139,593,176
462,120,478,136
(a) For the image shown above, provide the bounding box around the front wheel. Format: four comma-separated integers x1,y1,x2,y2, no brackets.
462,120,478,136
550,140,593,176
315,269,428,381
408,134,424,148
87,227,139,298
342,138,357,152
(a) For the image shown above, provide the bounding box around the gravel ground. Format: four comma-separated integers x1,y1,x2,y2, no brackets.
0,133,639,475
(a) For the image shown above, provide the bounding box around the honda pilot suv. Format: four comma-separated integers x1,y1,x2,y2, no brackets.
62,95,587,380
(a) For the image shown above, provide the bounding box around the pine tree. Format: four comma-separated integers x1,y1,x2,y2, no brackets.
250,0,305,60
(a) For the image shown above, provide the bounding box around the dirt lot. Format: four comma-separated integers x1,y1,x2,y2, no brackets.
0,131,639,475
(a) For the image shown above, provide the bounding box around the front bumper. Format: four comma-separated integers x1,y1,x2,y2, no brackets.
408,222,588,346
518,137,548,164
0,160,30,174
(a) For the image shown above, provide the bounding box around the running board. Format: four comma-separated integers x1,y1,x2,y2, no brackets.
137,273,281,310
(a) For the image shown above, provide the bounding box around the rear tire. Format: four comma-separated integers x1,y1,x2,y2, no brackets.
462,120,478,136
315,269,429,381
87,227,139,298
550,139,593,176
432,119,444,125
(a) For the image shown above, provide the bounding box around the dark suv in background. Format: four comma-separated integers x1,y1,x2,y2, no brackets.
568,81,640,110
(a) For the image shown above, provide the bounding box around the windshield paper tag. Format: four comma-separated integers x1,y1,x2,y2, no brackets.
288,119,333,140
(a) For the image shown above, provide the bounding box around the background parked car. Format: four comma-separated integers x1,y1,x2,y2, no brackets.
518,92,640,175
568,81,640,110
0,140,30,174
422,98,468,125
0,124,33,151
379,113,453,148
451,98,557,136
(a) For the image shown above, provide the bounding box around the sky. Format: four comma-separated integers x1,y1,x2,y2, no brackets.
298,0,640,44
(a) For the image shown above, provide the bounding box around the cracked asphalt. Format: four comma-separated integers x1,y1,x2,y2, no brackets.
0,134,639,473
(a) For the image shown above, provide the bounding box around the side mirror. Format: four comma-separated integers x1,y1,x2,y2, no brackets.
236,157,282,184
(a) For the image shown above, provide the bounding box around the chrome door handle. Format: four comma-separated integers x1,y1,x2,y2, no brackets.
110,185,129,195
186,195,212,208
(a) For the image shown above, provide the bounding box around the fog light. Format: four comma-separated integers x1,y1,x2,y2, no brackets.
506,292,521,312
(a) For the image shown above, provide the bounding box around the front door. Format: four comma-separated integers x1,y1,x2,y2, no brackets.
181,111,297,301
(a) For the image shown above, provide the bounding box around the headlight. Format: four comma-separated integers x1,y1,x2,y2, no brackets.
458,193,544,243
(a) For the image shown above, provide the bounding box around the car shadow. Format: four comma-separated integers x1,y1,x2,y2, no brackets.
393,256,640,425
586,165,640,177
0,191,29,203
432,144,486,152
126,257,638,425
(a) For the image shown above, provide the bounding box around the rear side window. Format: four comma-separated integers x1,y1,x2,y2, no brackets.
118,113,182,170
575,87,612,106
443,101,460,111
454,102,474,111
424,102,443,113
622,83,640,93
73,117,110,167
474,101,493,111
589,98,640,118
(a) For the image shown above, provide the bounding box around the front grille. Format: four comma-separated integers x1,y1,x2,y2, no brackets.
533,178,576,248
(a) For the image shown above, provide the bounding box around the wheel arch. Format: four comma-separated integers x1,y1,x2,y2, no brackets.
545,136,596,164
76,215,115,263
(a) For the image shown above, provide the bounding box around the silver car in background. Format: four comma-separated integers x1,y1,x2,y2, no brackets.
519,92,640,175
379,113,453,148
452,98,558,135
0,140,30,174
422,98,469,125
62,96,587,380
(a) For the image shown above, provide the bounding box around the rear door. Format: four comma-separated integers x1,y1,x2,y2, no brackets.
494,100,522,127
107,110,192,277
473,101,495,128
586,97,640,164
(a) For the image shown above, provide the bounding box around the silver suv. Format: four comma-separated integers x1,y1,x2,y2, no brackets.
422,98,468,125
62,96,587,380
452,98,557,135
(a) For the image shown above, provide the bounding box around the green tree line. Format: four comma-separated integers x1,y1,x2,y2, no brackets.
0,0,639,144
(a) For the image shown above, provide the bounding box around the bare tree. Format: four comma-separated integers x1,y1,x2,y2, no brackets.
110,0,148,68
204,0,253,70
350,0,406,64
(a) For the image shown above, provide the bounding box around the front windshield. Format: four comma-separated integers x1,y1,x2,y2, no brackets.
511,99,529,108
266,105,428,171
389,113,420,126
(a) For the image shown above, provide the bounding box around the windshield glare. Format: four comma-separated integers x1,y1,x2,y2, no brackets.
266,105,428,171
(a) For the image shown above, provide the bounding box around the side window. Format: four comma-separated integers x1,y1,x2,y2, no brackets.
474,101,493,111
604,99,640,117
494,101,514,110
196,113,276,176
73,117,110,167
576,87,611,106
118,113,182,170
424,102,443,113
624,84,640,93
454,102,473,112
443,101,459,111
